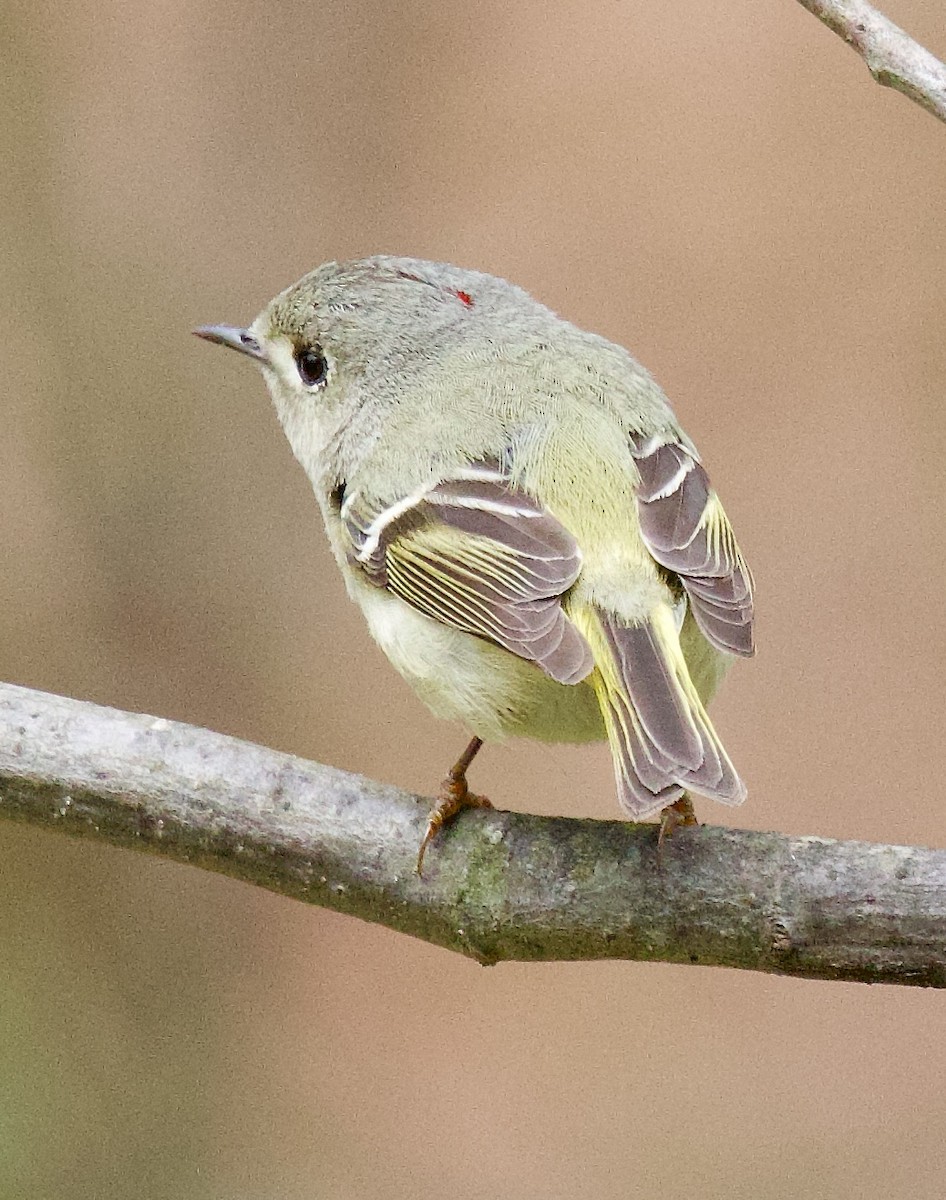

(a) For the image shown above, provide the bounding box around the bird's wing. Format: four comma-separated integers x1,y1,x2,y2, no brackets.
630,432,755,658
341,464,594,685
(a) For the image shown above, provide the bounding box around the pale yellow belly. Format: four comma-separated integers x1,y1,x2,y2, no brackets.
355,584,606,743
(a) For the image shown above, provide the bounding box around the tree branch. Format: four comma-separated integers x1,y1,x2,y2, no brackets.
795,0,946,124
2,681,945,984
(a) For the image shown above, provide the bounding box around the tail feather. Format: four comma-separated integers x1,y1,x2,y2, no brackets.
578,603,746,819
601,614,703,771
605,682,686,810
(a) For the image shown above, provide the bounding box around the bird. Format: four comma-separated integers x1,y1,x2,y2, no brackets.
195,256,754,872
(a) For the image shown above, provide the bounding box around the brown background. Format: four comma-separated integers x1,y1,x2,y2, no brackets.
3,1,946,1196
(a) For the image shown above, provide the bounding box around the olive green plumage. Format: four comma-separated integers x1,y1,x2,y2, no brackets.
196,256,754,819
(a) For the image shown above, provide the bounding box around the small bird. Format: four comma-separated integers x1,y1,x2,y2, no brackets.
196,256,754,871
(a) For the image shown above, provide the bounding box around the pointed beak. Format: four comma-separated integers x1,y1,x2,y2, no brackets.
193,324,269,365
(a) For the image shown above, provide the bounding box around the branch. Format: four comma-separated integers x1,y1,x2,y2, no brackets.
2,681,945,985
795,0,946,123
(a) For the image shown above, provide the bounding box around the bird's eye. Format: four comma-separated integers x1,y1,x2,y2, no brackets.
295,346,329,388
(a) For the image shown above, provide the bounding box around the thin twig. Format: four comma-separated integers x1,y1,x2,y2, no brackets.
796,0,946,123
1,681,945,985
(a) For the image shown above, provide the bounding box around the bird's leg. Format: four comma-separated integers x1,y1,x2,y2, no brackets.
657,794,699,859
416,736,492,875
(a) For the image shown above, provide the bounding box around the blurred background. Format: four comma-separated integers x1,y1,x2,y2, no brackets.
3,0,946,1196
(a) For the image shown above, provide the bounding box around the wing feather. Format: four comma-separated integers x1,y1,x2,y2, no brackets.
342,465,594,686
630,433,755,658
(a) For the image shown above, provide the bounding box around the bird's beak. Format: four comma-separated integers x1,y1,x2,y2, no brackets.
193,324,269,365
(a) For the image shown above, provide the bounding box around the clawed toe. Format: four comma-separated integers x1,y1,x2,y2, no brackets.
415,736,490,876
416,776,492,875
657,794,699,861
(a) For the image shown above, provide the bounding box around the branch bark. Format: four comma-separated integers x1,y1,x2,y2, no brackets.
795,0,946,124
1,681,945,985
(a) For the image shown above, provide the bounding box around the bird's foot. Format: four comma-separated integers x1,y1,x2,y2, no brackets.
657,794,699,862
416,768,492,876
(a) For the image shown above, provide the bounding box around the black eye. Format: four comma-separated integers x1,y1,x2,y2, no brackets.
295,346,329,388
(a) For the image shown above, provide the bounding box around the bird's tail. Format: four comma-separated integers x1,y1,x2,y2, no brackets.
572,602,746,818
